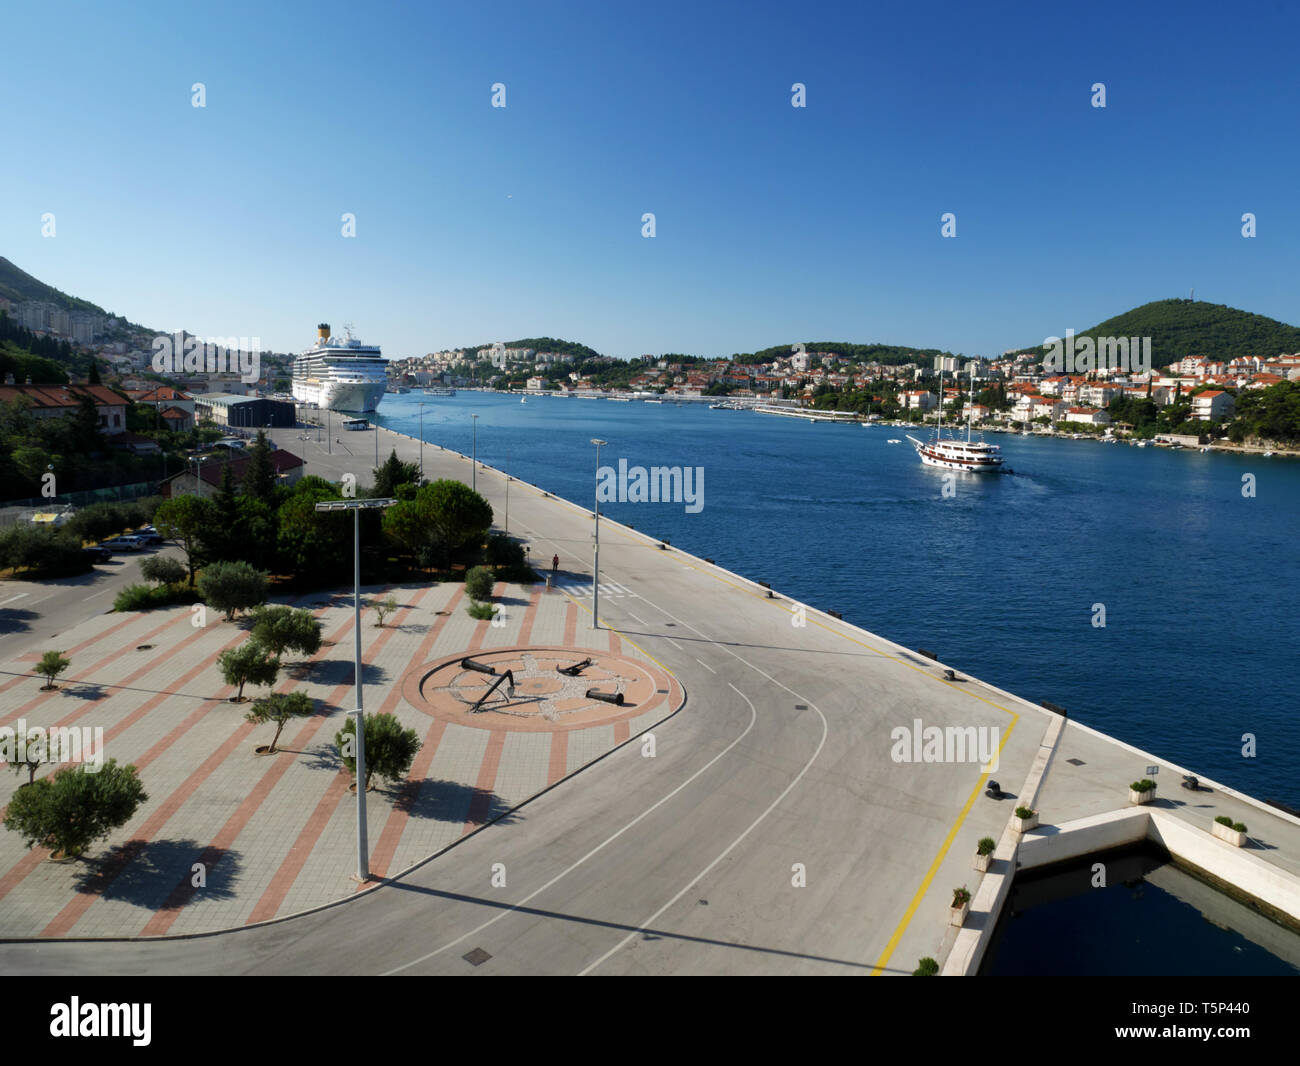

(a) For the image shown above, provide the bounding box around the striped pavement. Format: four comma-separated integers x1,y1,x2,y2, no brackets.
0,578,681,937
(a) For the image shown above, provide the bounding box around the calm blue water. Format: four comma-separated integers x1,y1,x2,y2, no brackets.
376,392,1300,808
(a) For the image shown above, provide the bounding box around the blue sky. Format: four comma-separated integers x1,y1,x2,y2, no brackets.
3,0,1299,360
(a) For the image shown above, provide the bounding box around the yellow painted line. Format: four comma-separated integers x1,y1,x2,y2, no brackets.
522,488,1040,976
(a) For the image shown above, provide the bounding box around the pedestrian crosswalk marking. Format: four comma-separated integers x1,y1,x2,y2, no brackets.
555,578,636,598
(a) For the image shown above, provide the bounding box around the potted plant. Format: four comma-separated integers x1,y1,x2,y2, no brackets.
1129,778,1157,805
974,836,996,872
1012,806,1039,833
1211,815,1248,847
913,957,940,976
950,885,972,926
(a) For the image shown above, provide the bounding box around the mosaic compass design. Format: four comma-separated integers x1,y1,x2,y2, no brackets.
401,645,681,732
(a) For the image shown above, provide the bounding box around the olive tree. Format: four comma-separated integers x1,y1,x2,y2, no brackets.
3,760,148,858
217,640,280,701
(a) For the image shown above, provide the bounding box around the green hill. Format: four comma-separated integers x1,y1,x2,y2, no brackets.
736,341,958,366
1014,299,1300,368
0,256,106,314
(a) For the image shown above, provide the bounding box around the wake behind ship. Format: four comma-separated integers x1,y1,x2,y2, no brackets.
291,323,387,412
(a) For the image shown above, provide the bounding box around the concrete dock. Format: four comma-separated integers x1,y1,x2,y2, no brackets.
0,419,1297,975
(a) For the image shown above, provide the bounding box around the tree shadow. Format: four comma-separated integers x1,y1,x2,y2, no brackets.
73,838,243,907
393,777,522,826
56,682,108,702
0,608,37,634
307,660,390,687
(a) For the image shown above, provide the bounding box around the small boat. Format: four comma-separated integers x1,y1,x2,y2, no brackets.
1262,451,1274,457
520,397,527,404
887,438,902,444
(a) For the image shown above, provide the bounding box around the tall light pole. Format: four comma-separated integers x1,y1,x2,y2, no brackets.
313,496,397,882
591,438,606,628
374,415,379,467
417,403,427,481
504,437,511,534
471,413,479,493
327,408,332,454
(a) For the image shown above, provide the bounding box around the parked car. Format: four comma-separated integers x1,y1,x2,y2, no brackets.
99,535,145,552
82,546,113,563
134,527,165,546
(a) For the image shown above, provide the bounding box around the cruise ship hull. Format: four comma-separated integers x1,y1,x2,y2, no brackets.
292,379,387,412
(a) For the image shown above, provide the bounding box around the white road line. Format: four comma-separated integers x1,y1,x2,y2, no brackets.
693,657,716,673
578,686,828,975
626,611,648,625
665,638,683,650
382,687,759,976
0,594,29,607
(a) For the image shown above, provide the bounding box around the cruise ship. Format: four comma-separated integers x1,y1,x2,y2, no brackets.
291,323,387,412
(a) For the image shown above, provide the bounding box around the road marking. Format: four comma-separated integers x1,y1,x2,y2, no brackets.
578,685,827,975
382,678,754,976
0,594,28,607
665,638,683,650
693,657,716,674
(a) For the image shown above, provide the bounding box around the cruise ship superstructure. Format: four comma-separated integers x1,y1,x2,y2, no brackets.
291,323,387,412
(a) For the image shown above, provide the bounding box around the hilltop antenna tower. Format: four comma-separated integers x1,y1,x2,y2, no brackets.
1189,287,1194,302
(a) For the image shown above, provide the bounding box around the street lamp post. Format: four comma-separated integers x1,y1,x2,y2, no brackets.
471,414,479,493
418,403,427,481
312,496,397,882
590,438,606,628
327,408,332,454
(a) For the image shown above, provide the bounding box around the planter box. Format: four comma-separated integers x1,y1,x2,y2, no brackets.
1012,812,1039,833
949,901,970,927
1129,787,1156,805
1211,821,1247,847
973,852,992,873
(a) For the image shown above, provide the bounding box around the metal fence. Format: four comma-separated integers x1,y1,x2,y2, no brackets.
0,482,160,527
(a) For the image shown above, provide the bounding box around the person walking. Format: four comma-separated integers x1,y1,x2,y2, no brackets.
551,553,559,576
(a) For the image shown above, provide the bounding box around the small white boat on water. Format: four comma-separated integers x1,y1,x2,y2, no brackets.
887,438,902,444
1262,451,1274,457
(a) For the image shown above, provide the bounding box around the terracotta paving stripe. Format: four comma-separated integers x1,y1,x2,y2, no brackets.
461,731,506,836
1,592,313,767
40,717,255,937
0,851,49,903
0,642,248,905
0,612,142,693
563,601,577,646
243,769,354,925
367,717,448,880
515,586,542,646
32,611,355,935
0,609,196,728
613,720,630,744
141,592,425,936
546,731,569,785
137,668,362,937
608,631,622,655
372,584,450,717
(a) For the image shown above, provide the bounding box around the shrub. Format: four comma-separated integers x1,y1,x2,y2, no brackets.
1214,815,1234,827
335,713,422,790
1232,822,1247,833
199,560,270,621
217,640,280,700
977,836,996,856
113,582,202,612
36,650,70,690
250,605,322,659
1014,806,1035,820
3,760,147,858
1130,778,1156,793
464,565,494,602
466,601,496,621
140,555,187,586
913,957,940,976
244,691,314,753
